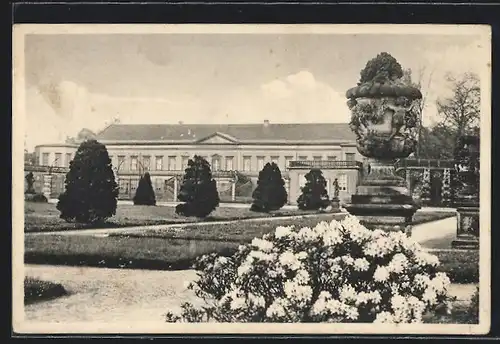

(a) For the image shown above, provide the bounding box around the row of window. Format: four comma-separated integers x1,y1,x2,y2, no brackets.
40,151,356,172
41,152,73,167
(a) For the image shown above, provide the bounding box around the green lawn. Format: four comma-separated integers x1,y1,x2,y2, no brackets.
25,210,477,283
24,277,68,305
110,213,346,242
25,235,240,270
25,202,331,233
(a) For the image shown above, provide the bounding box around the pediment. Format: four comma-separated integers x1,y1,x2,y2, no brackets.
196,132,238,144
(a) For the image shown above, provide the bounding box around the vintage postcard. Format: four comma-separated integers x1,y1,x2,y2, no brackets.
12,24,491,335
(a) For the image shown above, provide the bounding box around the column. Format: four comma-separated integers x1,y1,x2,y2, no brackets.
442,168,451,206
173,177,178,201
231,180,236,201
405,169,411,190
42,174,52,200
284,178,291,204
420,168,431,205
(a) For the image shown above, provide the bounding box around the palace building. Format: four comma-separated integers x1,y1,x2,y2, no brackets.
32,121,366,204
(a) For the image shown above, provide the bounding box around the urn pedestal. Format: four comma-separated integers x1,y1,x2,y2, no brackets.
344,158,419,234
343,80,422,234
451,135,480,249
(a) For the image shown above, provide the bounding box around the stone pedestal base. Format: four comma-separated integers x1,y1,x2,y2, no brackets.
330,198,340,210
344,160,419,234
451,204,479,250
42,174,52,200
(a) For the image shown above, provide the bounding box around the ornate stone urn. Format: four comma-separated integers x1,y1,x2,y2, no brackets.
451,135,480,249
343,53,423,233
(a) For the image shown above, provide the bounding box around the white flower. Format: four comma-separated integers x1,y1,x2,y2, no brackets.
296,251,308,260
248,250,274,262
237,263,252,276
388,253,409,274
339,284,357,302
275,226,292,239
374,311,395,323
341,255,355,266
266,298,288,318
414,250,440,267
284,280,313,305
353,258,370,271
297,226,318,242
294,269,310,284
251,238,274,252
422,287,438,305
429,272,451,295
373,266,390,282
414,273,431,289
364,236,396,257
230,296,246,310
279,251,302,271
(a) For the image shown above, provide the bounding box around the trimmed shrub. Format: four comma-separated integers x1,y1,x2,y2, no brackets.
359,52,404,84
56,139,118,224
297,168,330,211
176,155,220,218
24,277,67,305
133,172,156,206
25,172,35,194
251,162,287,213
25,193,48,203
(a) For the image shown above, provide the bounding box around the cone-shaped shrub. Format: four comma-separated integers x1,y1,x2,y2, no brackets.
57,139,118,224
297,168,330,211
251,162,287,212
176,155,220,218
133,172,156,206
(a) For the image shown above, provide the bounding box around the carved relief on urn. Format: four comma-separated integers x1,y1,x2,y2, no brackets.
345,53,423,161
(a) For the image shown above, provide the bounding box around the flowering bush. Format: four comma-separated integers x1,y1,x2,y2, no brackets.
165,215,452,323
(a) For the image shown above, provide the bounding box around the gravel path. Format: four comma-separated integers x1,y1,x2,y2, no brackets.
24,265,199,323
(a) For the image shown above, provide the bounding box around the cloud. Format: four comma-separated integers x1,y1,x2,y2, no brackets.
259,70,350,123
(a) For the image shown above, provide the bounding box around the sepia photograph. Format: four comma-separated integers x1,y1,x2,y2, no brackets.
12,24,491,334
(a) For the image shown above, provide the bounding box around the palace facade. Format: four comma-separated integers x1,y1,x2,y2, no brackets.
32,121,366,204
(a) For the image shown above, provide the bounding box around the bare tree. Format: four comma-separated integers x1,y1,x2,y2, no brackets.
402,67,434,157
436,72,480,141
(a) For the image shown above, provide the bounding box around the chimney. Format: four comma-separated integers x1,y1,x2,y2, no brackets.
263,119,270,127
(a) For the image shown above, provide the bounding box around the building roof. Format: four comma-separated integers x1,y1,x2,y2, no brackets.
95,122,356,144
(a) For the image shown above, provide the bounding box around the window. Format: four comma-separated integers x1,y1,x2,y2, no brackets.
243,156,251,172
155,156,163,171
226,156,234,171
168,156,177,171
345,153,356,162
181,156,189,170
54,153,62,166
285,156,293,168
119,179,129,194
131,156,138,171
338,174,348,191
155,178,163,192
130,179,139,192
118,156,126,170
313,155,322,162
327,156,337,161
42,153,49,166
212,155,221,171
66,153,72,167
142,156,151,171
298,155,308,161
257,156,265,171
271,156,279,165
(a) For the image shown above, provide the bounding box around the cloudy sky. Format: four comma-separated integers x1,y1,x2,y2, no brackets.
23,28,486,150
